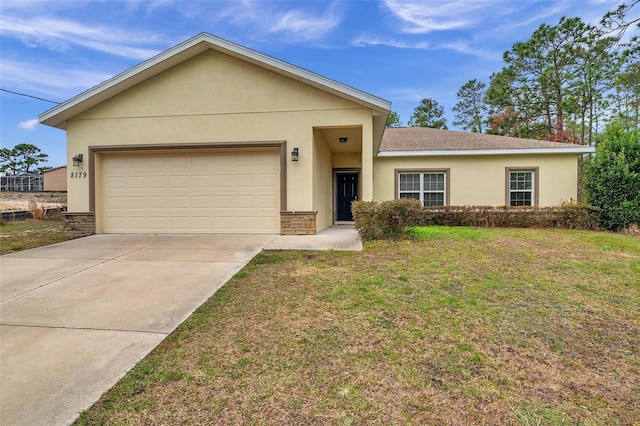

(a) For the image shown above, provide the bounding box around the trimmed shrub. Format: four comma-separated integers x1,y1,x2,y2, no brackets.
352,201,599,240
352,199,425,240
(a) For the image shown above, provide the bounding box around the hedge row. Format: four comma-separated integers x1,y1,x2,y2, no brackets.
352,199,601,240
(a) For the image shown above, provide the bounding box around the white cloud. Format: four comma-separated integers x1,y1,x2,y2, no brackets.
270,8,340,41
0,15,166,59
497,0,571,31
435,40,500,60
202,1,342,43
351,35,498,60
0,58,114,100
18,118,39,130
382,0,491,33
352,35,430,49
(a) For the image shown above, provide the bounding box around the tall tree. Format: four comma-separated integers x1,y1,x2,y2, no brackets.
611,61,640,128
486,17,618,144
408,98,448,129
0,144,49,175
569,25,619,145
386,111,402,127
452,79,488,133
600,0,640,43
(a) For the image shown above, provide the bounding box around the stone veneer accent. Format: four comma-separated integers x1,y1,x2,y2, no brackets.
280,211,317,235
64,212,96,238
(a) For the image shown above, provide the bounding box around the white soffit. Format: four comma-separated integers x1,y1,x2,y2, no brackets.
40,33,391,129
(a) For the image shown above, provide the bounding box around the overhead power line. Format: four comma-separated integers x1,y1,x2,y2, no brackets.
1,88,61,104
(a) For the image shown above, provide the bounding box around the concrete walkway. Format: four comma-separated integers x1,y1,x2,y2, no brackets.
265,224,362,251
0,226,360,426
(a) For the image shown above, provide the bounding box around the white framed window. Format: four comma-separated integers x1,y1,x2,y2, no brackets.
397,170,448,206
506,167,538,207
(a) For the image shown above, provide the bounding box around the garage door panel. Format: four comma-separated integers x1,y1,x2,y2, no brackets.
235,195,257,208
148,175,167,188
169,156,189,167
169,175,189,188
214,175,234,188
191,196,212,208
191,174,211,188
148,196,166,208
258,195,278,208
258,173,278,186
147,217,167,228
102,150,279,234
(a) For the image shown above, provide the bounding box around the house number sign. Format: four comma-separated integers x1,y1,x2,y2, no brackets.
70,172,88,178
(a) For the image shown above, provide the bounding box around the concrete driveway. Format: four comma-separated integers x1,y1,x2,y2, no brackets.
0,234,278,426
0,227,361,426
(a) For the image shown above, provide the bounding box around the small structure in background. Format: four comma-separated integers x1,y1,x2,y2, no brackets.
0,173,43,192
43,166,67,191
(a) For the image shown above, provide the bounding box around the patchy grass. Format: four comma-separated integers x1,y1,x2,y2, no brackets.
0,218,70,255
75,228,640,425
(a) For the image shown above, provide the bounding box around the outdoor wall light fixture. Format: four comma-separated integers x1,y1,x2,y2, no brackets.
291,147,299,162
339,137,348,143
72,154,83,166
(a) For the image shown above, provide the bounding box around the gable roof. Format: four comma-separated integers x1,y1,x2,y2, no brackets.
39,33,391,130
378,127,595,156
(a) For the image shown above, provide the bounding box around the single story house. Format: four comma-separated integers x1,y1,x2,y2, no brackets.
43,166,67,192
39,33,594,236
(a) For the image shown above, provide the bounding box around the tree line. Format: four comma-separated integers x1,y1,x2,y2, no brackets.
0,144,49,175
388,2,639,146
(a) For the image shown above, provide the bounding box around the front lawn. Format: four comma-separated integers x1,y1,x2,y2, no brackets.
76,227,639,425
0,218,70,255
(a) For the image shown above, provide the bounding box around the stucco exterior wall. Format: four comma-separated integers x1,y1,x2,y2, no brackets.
332,153,362,168
373,154,580,207
65,50,375,226
312,129,333,230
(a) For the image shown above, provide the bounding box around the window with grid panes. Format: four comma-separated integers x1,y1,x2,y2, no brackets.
398,172,446,206
509,171,533,206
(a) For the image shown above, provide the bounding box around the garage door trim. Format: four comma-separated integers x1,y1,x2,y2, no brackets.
88,141,287,219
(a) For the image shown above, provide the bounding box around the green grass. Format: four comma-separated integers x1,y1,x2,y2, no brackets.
407,225,493,240
75,227,640,425
0,218,70,255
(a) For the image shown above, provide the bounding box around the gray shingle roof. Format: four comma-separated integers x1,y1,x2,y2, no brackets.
379,127,593,155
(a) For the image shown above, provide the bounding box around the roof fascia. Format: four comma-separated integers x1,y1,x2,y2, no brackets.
377,147,596,157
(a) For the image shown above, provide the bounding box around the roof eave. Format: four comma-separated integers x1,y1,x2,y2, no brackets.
377,147,596,157
39,33,391,130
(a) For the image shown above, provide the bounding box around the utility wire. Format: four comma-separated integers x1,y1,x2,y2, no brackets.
1,88,61,104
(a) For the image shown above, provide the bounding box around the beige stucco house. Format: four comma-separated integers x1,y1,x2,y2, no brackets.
39,33,594,236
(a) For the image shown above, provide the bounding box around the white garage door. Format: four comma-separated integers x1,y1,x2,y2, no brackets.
101,149,280,233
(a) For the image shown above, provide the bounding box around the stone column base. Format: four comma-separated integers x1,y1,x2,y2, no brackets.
280,211,317,235
64,212,95,238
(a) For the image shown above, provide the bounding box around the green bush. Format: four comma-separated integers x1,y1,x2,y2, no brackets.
352,201,599,240
554,202,601,230
584,122,640,231
352,199,425,240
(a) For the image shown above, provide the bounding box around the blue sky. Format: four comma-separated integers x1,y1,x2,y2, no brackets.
0,0,632,168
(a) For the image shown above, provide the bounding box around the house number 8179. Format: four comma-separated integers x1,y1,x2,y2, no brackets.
70,172,87,178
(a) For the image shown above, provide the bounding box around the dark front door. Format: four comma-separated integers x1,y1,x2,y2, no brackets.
336,172,358,221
